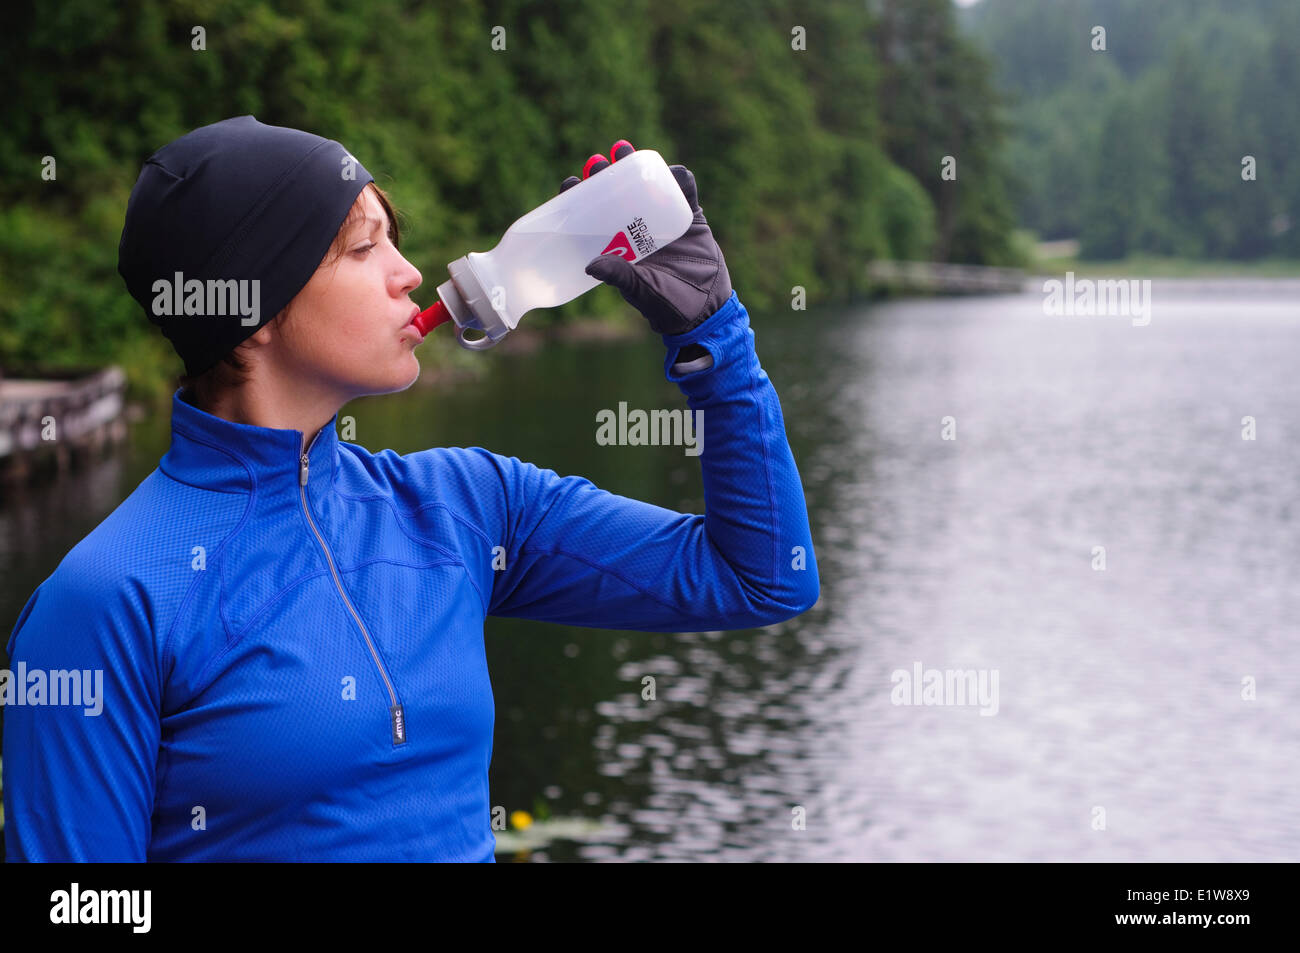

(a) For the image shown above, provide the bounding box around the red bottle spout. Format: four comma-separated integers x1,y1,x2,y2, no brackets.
413,300,452,336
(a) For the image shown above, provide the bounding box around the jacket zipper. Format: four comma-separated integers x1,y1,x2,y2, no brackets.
298,431,407,746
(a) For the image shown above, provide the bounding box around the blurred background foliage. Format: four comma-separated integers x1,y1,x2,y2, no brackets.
1,0,1017,398
961,0,1300,261
13,1,1296,397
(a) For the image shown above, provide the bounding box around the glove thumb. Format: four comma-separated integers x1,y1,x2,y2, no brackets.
585,251,641,294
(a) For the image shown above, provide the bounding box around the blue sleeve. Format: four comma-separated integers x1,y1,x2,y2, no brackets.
483,291,819,631
3,553,161,862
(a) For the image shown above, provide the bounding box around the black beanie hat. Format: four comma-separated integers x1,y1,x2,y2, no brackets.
117,115,374,377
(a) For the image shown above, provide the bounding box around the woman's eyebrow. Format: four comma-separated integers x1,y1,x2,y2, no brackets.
345,215,386,246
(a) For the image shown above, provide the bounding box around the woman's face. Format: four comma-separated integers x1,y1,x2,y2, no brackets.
274,185,425,400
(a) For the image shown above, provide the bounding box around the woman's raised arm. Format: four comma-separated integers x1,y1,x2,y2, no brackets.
466,290,819,631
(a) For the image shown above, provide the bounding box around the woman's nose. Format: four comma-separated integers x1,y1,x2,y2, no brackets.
396,254,422,295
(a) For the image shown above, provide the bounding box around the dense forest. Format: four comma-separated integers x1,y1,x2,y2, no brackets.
1,0,1019,396
961,0,1299,260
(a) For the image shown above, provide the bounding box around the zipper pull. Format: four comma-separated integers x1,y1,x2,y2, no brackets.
299,452,309,486
391,704,407,745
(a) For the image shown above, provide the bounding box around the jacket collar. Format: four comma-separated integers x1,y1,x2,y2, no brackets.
161,387,339,494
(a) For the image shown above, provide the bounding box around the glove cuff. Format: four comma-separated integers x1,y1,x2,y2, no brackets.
662,289,742,379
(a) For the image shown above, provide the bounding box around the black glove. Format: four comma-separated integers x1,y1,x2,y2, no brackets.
560,140,733,338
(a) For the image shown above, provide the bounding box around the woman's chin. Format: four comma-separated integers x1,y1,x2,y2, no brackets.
352,360,420,398
383,355,422,393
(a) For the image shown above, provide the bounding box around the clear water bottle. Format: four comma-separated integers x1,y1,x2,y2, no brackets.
413,148,694,349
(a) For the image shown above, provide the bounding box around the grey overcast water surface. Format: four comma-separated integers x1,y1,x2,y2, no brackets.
3,282,1297,861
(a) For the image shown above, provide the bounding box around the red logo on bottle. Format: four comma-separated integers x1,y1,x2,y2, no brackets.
600,231,636,261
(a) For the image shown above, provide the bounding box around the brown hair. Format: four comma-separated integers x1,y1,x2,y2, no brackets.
179,182,400,404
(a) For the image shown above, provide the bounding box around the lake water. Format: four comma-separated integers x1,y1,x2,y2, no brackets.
3,282,1298,861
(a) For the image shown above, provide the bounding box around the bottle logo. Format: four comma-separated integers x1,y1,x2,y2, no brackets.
625,215,657,258
600,231,636,261
600,218,657,262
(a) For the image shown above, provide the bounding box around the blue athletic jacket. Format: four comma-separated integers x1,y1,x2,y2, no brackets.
3,291,818,861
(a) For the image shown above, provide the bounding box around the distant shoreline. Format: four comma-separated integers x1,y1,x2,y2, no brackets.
1033,254,1300,280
